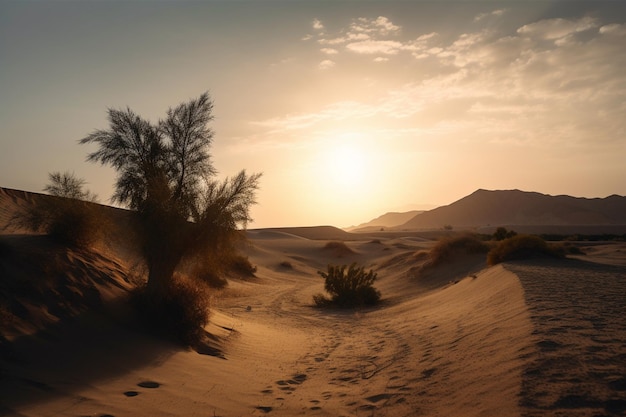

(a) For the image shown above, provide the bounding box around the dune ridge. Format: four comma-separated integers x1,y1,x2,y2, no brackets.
1,188,625,416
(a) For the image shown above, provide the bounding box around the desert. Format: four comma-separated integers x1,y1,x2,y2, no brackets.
1,187,625,417
3,2,626,416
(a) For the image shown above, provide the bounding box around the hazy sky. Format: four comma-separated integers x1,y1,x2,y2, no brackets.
1,1,625,228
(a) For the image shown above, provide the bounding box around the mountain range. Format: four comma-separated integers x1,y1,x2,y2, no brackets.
350,189,626,233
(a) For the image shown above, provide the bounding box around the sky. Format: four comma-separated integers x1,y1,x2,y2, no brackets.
1,1,625,228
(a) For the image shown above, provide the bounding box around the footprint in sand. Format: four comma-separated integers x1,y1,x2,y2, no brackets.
137,381,160,389
124,381,160,397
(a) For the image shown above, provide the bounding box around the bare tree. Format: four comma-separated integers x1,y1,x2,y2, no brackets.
80,92,261,297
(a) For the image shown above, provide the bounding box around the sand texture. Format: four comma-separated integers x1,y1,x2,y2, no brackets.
1,189,625,416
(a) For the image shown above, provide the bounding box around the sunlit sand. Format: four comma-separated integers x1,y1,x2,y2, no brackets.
1,188,625,416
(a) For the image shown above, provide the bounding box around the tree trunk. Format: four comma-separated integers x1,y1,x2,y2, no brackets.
145,247,181,299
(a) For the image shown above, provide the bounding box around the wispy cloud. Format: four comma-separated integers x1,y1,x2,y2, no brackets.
517,16,598,40
312,18,324,30
474,9,506,22
266,13,626,150
346,40,403,55
318,59,335,70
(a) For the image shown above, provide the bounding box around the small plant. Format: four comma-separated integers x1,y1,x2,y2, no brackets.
487,234,564,265
11,172,107,247
493,227,517,241
322,241,355,257
427,233,490,267
228,254,257,277
279,261,293,269
189,259,228,289
314,263,381,308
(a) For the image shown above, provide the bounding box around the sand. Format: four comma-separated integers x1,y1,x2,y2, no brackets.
1,190,625,416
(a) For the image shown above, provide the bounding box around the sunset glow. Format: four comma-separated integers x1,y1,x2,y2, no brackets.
1,1,625,228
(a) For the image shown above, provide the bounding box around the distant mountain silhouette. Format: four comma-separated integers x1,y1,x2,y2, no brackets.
346,210,424,232
396,189,626,231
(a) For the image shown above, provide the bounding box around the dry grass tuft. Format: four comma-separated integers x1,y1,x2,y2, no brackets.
426,233,490,268
487,234,565,265
322,241,355,258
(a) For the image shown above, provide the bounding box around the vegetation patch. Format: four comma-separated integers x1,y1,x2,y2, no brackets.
314,263,381,308
132,274,210,346
322,241,355,257
426,233,490,268
12,172,110,248
487,234,565,265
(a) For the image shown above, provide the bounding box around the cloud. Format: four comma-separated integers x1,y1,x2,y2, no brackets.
600,23,626,36
318,59,335,70
350,16,400,35
254,101,379,132
282,12,626,151
315,16,401,47
346,40,403,55
517,17,598,40
474,9,506,22
313,18,324,30
320,48,338,55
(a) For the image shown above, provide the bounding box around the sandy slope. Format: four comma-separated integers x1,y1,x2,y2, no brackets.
1,231,536,417
1,190,625,416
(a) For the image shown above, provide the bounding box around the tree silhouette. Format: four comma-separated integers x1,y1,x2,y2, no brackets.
44,171,98,202
80,92,261,297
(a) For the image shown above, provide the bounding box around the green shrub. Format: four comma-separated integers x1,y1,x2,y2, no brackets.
132,274,210,346
427,233,490,267
487,234,564,265
315,263,381,308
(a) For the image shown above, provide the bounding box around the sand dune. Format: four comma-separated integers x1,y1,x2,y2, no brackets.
1,190,625,416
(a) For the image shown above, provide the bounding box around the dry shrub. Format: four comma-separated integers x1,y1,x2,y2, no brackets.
185,251,256,289
132,274,210,346
323,241,355,257
193,266,228,289
487,234,564,265
13,196,110,248
315,263,381,308
427,233,490,267
228,254,257,277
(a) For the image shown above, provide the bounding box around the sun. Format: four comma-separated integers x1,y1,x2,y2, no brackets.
327,144,367,187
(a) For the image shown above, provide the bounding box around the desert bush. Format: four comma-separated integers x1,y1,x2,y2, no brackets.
315,263,381,308
188,259,228,289
11,172,108,248
184,251,256,289
43,171,99,202
132,274,210,346
228,254,257,276
279,261,293,269
14,196,109,248
427,233,490,267
323,241,355,257
80,92,261,301
487,234,564,265
558,242,584,255
493,227,517,241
